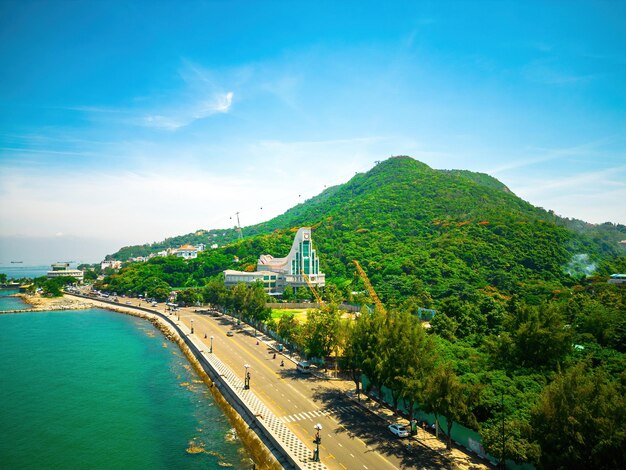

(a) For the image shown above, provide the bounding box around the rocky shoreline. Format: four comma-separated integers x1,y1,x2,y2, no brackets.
14,293,95,311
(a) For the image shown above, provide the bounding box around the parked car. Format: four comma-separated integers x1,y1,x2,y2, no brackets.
227,331,234,337
296,361,312,374
388,423,409,438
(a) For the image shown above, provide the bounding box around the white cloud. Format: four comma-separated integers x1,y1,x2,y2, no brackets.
500,164,626,223
139,90,234,130
212,91,234,113
0,155,351,246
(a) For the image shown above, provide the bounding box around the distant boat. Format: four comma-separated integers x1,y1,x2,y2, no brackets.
10,261,23,264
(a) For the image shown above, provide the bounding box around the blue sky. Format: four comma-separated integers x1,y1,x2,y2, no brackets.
1,1,625,263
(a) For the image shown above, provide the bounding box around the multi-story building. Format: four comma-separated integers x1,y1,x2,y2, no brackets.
100,260,122,271
608,273,626,284
47,263,84,283
175,244,198,259
224,227,325,293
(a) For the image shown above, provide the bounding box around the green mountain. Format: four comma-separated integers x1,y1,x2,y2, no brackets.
106,156,626,303
100,156,626,469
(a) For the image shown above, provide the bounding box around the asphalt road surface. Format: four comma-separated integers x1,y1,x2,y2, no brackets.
170,306,452,470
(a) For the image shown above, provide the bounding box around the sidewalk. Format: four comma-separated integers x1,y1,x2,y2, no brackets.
344,391,492,470
183,327,328,470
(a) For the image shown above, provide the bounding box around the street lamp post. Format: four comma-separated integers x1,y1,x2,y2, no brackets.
191,319,194,334
244,364,251,390
210,335,214,353
313,423,322,462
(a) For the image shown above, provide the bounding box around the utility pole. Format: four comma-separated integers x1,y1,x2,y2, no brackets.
235,212,243,240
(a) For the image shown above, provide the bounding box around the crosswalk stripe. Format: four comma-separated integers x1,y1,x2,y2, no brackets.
283,406,363,423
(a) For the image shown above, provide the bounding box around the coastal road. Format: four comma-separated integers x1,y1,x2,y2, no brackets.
167,306,450,470
69,293,485,469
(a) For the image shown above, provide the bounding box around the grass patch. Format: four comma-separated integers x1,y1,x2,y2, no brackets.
270,308,310,322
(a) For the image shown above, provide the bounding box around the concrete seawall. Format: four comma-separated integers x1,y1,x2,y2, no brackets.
68,294,327,470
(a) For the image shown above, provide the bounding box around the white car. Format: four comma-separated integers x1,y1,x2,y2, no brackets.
388,423,409,438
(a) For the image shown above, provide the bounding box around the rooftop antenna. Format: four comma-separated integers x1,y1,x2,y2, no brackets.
235,211,243,240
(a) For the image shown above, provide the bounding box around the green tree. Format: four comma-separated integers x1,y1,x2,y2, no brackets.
244,282,271,325
38,276,77,297
177,288,203,306
488,301,572,370
480,417,540,466
398,315,437,420
423,364,480,450
340,308,373,398
276,312,300,344
295,286,309,302
301,305,341,362
282,285,294,301
430,312,459,341
322,283,344,305
530,362,626,469
202,279,227,307
230,283,248,318
359,311,387,397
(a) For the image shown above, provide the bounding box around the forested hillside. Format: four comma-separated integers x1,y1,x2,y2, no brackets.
105,156,625,304
257,157,625,303
97,156,626,468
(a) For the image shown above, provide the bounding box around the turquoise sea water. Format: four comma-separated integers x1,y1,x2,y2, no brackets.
0,307,252,469
0,264,51,279
0,289,30,310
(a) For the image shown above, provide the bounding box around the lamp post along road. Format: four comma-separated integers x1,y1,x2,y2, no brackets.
244,364,251,390
313,423,322,462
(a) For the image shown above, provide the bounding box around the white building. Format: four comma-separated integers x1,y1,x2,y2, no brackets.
608,274,626,284
224,227,325,293
175,244,198,260
100,260,122,271
47,263,84,283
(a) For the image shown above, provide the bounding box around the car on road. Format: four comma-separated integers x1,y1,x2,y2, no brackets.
296,361,312,374
227,331,234,337
388,423,409,438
